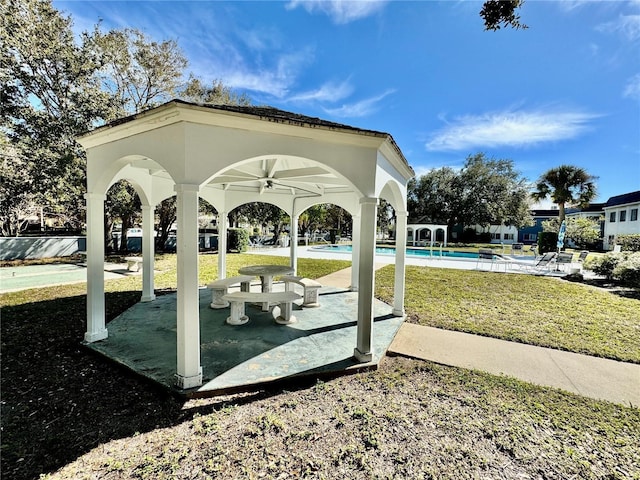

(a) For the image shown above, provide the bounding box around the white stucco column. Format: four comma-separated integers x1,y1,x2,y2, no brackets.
393,211,408,317
174,184,202,388
290,214,299,274
84,193,107,343
141,205,156,302
354,197,378,363
350,215,361,292
217,211,228,280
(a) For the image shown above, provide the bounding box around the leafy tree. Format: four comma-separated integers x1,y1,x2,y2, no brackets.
90,27,188,116
325,204,351,237
542,217,601,250
480,0,527,31
106,181,141,253
531,165,597,226
458,153,532,229
407,167,459,226
377,199,395,239
408,153,532,236
1,0,113,234
155,197,177,251
298,205,327,238
181,76,251,106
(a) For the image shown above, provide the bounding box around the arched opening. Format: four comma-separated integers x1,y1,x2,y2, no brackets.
105,180,142,254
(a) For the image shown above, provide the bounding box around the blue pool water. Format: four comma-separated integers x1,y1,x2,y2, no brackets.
312,244,479,259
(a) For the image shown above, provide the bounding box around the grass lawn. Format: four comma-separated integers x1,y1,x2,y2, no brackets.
376,265,640,364
2,255,639,479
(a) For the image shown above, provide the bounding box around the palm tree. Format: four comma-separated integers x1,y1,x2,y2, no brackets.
531,165,597,225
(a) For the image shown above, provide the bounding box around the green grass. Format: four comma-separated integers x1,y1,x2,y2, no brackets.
376,265,640,363
0,253,351,308
3,255,640,479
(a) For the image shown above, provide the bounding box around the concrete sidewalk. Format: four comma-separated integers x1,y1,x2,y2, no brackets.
316,266,640,407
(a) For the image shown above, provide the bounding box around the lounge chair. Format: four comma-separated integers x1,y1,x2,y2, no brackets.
531,252,558,272
476,248,497,270
577,250,589,263
555,252,574,272
476,248,511,271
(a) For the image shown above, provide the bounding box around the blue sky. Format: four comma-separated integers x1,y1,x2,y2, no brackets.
55,0,640,206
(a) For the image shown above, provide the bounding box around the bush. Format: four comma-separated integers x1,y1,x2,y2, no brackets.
613,252,640,288
616,234,640,252
538,231,558,254
584,252,627,280
227,228,249,253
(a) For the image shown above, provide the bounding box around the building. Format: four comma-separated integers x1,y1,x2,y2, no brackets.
602,191,640,250
517,209,559,245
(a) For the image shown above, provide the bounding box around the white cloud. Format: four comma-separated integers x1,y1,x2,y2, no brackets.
425,108,600,152
288,80,354,103
323,89,395,118
597,14,640,41
623,73,640,100
199,46,315,98
286,0,387,24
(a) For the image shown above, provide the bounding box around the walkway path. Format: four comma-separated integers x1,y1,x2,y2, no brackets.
316,266,640,407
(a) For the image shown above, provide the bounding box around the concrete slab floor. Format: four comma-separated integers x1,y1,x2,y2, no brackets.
86,285,404,398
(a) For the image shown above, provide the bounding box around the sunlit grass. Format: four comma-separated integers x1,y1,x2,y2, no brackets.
0,253,351,308
376,265,640,363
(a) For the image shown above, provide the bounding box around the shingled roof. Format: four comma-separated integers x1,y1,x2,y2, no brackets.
89,100,413,174
605,190,640,207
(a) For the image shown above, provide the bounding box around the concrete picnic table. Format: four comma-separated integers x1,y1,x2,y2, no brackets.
238,264,295,311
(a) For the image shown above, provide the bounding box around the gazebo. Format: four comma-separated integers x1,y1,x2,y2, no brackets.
78,100,414,389
407,224,448,247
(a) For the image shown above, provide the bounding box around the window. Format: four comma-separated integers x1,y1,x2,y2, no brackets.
610,211,616,222
523,233,537,242
608,235,615,245
491,233,501,240
631,208,638,221
504,233,514,240
620,210,627,222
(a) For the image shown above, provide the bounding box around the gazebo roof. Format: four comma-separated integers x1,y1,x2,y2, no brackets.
82,99,413,173
79,99,414,211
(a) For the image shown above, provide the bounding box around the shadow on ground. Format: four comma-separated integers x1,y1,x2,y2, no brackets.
0,292,280,480
1,288,401,480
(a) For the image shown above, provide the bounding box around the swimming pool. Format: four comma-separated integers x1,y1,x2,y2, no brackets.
311,244,479,259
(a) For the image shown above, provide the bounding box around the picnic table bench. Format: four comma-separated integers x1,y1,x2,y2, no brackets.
124,256,143,272
207,275,253,309
280,275,322,307
222,291,302,325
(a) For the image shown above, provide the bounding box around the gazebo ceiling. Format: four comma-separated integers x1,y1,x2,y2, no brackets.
206,157,351,197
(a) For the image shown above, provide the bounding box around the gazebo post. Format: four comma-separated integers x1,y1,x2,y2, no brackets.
354,197,378,362
393,211,407,317
141,204,156,302
218,211,228,279
290,214,299,274
350,215,360,292
84,192,108,342
174,184,203,389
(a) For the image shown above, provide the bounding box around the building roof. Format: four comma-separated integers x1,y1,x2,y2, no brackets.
566,203,605,214
604,190,640,208
531,209,559,217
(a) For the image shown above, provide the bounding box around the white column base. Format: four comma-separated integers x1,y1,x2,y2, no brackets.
350,286,359,292
84,329,108,343
353,347,373,363
141,294,156,303
175,368,203,389
392,308,405,317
